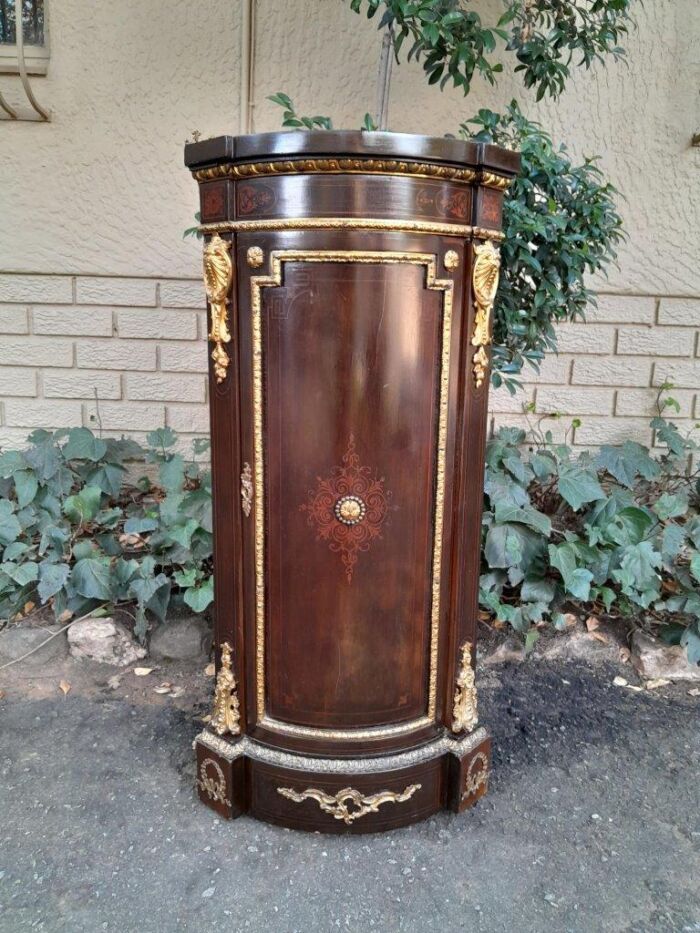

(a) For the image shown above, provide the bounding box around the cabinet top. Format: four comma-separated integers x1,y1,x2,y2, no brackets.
184,129,519,176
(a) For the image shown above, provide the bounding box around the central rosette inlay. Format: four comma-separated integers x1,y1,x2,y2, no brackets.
300,435,391,583
334,495,366,526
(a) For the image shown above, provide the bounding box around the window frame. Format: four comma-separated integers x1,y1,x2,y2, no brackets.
0,0,49,76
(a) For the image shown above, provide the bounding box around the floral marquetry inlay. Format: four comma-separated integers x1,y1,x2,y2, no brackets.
300,436,391,583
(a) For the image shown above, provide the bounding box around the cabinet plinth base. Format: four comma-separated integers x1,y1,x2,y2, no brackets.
193,728,491,834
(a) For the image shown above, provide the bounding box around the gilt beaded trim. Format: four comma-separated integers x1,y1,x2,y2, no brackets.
196,728,488,774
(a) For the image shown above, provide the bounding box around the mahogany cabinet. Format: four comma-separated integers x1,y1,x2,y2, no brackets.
185,130,519,833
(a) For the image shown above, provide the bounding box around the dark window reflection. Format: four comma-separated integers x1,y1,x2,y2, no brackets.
0,0,45,46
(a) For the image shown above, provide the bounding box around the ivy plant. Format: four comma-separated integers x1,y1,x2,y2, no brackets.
480,399,700,663
1,406,698,663
0,427,213,641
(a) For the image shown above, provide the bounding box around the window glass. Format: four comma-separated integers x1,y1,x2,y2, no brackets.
0,0,45,46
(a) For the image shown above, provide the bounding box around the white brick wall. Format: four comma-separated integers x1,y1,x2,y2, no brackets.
0,273,207,454
0,273,697,455
490,295,700,450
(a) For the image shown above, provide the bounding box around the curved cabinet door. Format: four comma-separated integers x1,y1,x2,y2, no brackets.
238,235,461,742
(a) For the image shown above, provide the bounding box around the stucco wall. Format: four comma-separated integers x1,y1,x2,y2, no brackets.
1,0,699,449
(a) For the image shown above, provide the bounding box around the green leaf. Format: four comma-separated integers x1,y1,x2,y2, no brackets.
63,485,103,523
38,561,70,602
597,442,658,487
690,551,700,584
612,541,662,608
524,629,539,654
548,542,593,600
147,427,177,450
62,428,108,462
13,470,38,508
494,502,551,536
0,449,27,478
87,463,126,498
557,464,605,512
484,523,523,568
71,557,112,600
680,623,700,666
661,523,685,561
124,516,158,534
521,577,555,604
0,560,38,587
183,577,214,612
159,455,185,492
4,541,29,561
173,567,198,588
653,492,688,521
24,441,62,481
0,500,21,546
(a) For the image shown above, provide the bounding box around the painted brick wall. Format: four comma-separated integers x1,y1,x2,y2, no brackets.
0,273,209,454
0,274,698,453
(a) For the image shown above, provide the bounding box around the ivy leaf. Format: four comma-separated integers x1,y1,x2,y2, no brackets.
166,518,199,550
62,428,108,462
173,567,198,588
597,442,659,487
680,623,700,666
4,541,29,561
71,557,112,600
24,441,62,481
557,464,605,512
159,455,185,492
0,450,29,479
612,542,662,608
0,500,22,546
183,577,214,612
87,463,126,498
520,576,555,604
38,561,70,602
690,552,700,584
13,470,39,508
63,485,103,524
653,493,688,521
124,516,158,534
0,560,38,587
494,502,551,536
147,427,177,450
548,542,593,600
661,523,686,562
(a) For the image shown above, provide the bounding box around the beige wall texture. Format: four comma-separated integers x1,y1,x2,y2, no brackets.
1,0,699,451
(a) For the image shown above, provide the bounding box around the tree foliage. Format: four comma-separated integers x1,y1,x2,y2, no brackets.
347,0,635,99
459,102,625,390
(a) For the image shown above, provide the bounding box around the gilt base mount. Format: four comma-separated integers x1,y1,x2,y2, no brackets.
194,729,491,833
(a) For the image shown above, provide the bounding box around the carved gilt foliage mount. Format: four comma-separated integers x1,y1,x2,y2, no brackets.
471,240,501,389
203,233,233,383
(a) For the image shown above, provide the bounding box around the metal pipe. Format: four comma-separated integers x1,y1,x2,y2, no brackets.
240,0,255,134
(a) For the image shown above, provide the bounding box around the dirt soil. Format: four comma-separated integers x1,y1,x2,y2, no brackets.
0,641,699,932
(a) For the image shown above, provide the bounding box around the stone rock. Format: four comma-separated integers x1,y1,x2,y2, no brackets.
67,617,146,667
482,637,526,666
0,624,68,669
537,627,624,664
631,631,700,683
149,614,211,662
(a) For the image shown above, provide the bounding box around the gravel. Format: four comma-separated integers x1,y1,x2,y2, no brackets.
0,661,698,932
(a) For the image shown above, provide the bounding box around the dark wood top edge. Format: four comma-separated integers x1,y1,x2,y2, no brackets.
184,130,520,175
